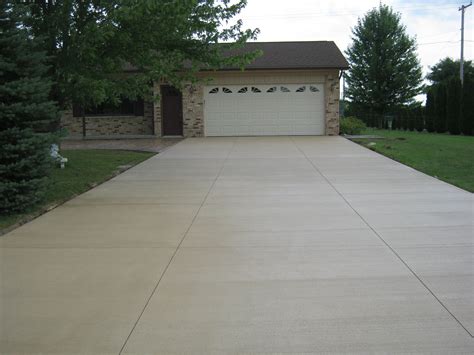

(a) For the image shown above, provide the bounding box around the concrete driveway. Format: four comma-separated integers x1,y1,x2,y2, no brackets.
1,136,473,354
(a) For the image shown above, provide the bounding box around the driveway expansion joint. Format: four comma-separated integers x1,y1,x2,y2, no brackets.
118,138,238,354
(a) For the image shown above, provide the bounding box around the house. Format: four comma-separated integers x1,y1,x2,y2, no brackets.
61,41,349,138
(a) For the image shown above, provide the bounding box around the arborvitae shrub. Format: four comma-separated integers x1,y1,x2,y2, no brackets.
446,77,462,135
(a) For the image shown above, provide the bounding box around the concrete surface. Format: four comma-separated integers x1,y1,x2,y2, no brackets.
1,136,473,354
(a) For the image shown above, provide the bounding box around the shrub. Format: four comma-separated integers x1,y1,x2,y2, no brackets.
340,116,367,135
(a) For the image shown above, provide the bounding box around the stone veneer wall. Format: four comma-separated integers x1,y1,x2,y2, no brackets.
60,110,83,136
152,83,162,136
182,84,204,137
60,101,154,137
324,72,340,136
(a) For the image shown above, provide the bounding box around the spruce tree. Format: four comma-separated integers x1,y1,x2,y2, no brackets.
345,5,423,115
0,2,57,213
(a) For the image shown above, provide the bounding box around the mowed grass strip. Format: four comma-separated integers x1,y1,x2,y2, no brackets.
353,128,474,192
0,149,155,231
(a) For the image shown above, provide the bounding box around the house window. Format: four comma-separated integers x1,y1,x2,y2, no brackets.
251,86,261,93
209,87,219,94
296,86,306,92
310,86,320,92
280,86,290,92
267,86,277,93
72,98,144,117
238,87,248,93
222,87,232,93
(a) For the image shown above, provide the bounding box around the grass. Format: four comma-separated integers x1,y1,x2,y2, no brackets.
0,149,155,232
352,128,474,192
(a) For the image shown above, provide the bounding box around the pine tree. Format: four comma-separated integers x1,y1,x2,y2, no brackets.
345,5,423,115
0,2,57,213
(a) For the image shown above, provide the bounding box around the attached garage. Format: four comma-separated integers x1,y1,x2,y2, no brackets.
61,41,349,138
204,84,325,136
185,41,349,137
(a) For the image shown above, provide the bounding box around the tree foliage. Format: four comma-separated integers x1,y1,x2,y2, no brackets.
0,2,57,213
427,57,474,85
446,77,462,135
22,0,260,109
345,4,423,114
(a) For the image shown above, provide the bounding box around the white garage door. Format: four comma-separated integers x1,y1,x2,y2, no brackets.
204,84,325,136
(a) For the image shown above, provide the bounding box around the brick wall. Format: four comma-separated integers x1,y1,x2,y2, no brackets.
61,101,154,137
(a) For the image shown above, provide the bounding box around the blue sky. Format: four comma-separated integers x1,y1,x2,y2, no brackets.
239,0,473,82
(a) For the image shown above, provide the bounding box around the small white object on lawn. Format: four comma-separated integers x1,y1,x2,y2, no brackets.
50,144,68,169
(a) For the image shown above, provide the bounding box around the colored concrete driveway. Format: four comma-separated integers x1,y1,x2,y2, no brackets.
1,137,473,354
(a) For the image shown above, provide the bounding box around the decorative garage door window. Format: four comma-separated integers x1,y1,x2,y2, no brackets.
206,85,321,95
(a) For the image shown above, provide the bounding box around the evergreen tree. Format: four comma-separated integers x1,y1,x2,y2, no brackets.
461,77,474,135
446,77,462,135
425,89,435,132
345,5,423,115
0,2,57,213
433,83,447,133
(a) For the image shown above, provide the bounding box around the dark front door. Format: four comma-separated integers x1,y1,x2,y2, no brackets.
161,85,183,136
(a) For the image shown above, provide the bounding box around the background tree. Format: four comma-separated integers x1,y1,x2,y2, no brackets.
425,89,435,132
461,77,474,135
0,2,57,213
23,0,260,111
345,4,423,116
446,77,462,134
433,83,447,133
427,57,474,85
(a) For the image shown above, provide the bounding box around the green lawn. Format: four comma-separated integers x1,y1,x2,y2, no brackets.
0,149,155,232
352,128,474,192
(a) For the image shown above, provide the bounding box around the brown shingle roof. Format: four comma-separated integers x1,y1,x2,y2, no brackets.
219,41,349,70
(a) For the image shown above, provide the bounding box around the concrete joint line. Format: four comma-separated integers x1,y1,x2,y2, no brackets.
118,138,238,354
290,137,473,338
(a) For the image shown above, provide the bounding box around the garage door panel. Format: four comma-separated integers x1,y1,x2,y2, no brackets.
204,84,325,136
